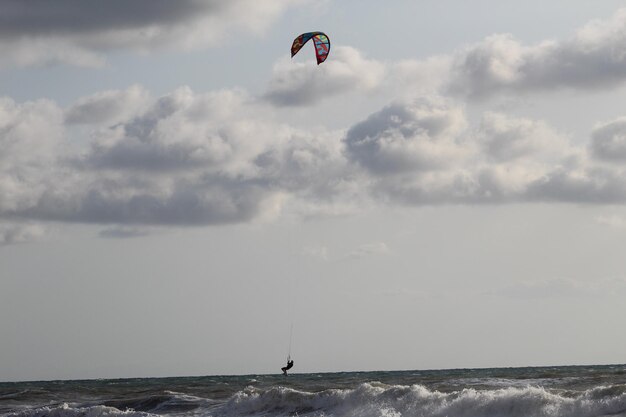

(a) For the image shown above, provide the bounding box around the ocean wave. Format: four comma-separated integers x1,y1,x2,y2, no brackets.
0,391,32,401
1,391,218,417
1,403,156,417
215,382,626,417
102,391,216,415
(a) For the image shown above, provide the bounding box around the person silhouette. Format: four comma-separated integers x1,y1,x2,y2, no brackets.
281,359,294,375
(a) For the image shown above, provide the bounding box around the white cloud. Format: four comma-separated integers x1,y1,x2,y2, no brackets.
478,112,570,163
65,85,151,125
265,46,453,107
302,245,330,261
5,77,626,233
0,223,46,246
262,9,626,107
447,8,626,98
387,56,452,98
491,277,626,299
265,46,386,106
596,214,626,229
0,97,65,214
342,95,626,206
0,86,357,227
301,242,391,262
344,96,470,175
345,242,391,259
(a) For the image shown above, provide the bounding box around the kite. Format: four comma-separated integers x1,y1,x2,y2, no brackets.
291,32,331,65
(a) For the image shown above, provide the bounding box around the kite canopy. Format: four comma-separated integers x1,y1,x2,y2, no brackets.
291,32,331,65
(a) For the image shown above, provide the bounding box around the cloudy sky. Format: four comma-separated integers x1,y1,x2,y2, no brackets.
2,0,626,382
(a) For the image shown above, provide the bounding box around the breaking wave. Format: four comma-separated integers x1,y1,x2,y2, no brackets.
216,382,626,417
1,392,215,417
4,382,626,417
2,403,156,417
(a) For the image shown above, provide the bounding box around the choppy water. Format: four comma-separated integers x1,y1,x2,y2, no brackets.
2,365,626,417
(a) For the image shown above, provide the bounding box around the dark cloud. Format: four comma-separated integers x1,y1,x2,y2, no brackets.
372,161,626,207
98,226,151,239
0,0,216,37
23,179,272,226
65,85,149,125
526,167,626,204
0,0,297,67
368,167,534,206
590,117,626,162
85,138,220,172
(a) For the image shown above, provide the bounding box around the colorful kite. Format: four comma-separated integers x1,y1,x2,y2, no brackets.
291,32,331,65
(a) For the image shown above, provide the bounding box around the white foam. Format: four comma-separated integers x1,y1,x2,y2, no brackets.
214,382,626,417
1,403,156,417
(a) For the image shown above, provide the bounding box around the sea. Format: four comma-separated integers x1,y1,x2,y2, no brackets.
2,365,626,417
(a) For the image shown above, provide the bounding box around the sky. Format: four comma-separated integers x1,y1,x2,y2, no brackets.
2,0,626,382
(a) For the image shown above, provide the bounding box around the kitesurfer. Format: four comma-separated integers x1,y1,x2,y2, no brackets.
281,359,294,375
